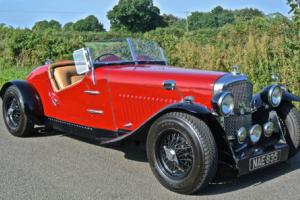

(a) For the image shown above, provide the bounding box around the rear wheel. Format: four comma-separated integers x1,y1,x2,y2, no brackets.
277,102,300,158
146,112,218,194
2,85,34,137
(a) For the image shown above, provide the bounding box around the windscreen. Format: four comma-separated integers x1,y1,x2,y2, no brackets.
85,38,167,65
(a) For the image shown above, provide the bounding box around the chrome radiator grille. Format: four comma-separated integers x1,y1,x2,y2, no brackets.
223,81,253,113
224,115,252,137
223,81,253,137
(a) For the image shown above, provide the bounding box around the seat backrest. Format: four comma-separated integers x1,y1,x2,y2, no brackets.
54,66,78,90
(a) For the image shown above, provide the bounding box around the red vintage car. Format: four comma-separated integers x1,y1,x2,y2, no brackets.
1,38,300,194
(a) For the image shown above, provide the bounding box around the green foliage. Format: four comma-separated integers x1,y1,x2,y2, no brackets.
288,0,300,24
32,20,62,31
162,15,186,30
145,18,299,100
235,8,264,21
0,9,299,107
162,14,180,27
189,7,234,30
63,22,74,31
72,15,105,32
188,6,267,31
107,0,164,32
0,67,35,88
0,27,85,68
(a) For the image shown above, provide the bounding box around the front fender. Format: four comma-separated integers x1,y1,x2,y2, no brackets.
252,90,300,110
283,91,300,102
134,102,218,135
1,80,44,124
102,102,225,144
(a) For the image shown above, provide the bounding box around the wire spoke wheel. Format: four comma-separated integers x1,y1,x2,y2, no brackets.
4,95,22,130
157,130,194,178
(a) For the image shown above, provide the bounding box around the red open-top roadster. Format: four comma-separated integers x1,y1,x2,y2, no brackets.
1,38,300,194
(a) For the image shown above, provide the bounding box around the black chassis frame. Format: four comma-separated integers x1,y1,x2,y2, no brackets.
1,81,300,176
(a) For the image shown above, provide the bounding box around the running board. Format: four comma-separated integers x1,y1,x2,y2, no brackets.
45,117,129,144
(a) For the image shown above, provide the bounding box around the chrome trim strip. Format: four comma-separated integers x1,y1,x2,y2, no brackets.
87,109,104,114
213,73,248,95
127,38,138,65
124,123,133,128
87,48,96,85
159,47,168,65
84,90,101,95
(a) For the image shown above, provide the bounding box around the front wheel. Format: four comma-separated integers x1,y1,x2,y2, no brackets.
277,102,300,158
146,112,218,194
2,85,34,137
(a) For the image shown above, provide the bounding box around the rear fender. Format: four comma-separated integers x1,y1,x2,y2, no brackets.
0,80,44,124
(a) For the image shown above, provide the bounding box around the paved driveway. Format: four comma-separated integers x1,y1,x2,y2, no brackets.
0,100,300,200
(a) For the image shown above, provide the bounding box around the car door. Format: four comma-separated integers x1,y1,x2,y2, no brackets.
50,73,91,126
50,69,115,131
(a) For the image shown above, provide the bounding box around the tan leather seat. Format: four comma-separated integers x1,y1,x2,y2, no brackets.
49,63,84,91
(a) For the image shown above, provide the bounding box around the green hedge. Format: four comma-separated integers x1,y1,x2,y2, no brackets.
0,18,299,104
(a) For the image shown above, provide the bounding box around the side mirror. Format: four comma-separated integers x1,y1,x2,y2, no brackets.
73,48,93,75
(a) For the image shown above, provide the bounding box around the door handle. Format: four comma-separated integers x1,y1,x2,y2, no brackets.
163,80,176,91
84,90,101,95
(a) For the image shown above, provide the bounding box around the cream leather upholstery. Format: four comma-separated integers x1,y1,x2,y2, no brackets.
49,62,84,91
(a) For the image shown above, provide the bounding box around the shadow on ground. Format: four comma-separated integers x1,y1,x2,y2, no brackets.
29,128,300,195
200,154,300,195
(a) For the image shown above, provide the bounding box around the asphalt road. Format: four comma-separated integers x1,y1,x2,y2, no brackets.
1,100,300,200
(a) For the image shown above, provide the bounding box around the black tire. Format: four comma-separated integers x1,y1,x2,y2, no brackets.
277,102,300,158
2,85,34,137
146,112,218,194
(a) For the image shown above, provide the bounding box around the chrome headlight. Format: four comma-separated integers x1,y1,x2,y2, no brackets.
249,124,262,144
264,122,275,137
213,92,234,116
237,127,248,144
268,85,283,107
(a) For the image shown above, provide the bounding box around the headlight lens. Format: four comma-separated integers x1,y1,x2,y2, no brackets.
268,85,283,107
249,124,262,144
218,92,234,116
264,122,275,137
237,127,248,144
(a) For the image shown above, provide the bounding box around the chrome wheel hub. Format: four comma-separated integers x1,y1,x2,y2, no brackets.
163,146,179,164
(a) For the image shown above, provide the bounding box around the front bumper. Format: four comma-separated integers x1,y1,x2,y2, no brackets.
236,141,289,176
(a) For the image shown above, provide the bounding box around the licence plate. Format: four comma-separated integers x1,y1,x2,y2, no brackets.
249,150,281,171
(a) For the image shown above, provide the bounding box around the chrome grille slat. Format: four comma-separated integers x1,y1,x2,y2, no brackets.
222,80,253,137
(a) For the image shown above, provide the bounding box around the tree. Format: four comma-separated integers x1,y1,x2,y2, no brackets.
107,0,164,32
72,15,105,32
32,20,62,31
162,14,180,27
188,6,235,30
63,22,74,31
235,8,264,21
267,12,290,22
188,12,216,30
288,0,300,24
213,7,235,27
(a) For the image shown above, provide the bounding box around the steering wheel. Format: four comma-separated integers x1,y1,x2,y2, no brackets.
136,55,154,61
94,53,122,62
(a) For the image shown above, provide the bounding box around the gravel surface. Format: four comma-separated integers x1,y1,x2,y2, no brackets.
1,100,300,200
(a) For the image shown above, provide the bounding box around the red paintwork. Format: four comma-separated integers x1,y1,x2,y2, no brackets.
27,64,225,132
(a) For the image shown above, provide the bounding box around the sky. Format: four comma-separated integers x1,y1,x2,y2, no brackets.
0,0,291,30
